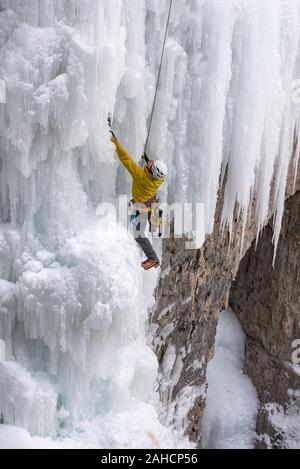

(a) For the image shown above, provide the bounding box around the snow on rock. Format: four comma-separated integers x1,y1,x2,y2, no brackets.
260,401,300,449
201,309,259,449
161,385,206,438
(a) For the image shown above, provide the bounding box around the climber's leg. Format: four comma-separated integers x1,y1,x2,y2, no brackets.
134,211,160,263
136,236,159,262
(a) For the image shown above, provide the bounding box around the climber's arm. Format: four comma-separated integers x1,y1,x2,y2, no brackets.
111,137,143,179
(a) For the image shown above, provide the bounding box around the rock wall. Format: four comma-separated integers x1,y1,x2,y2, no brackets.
230,191,300,448
151,161,300,446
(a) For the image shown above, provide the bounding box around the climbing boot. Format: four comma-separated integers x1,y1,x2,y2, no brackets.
141,259,161,271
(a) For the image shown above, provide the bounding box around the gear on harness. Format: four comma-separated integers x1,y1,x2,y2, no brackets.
129,196,163,238
150,201,163,238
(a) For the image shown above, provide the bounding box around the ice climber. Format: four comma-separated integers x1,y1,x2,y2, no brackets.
110,131,167,271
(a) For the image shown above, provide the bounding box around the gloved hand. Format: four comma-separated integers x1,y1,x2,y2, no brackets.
141,152,150,163
110,130,117,141
107,114,117,141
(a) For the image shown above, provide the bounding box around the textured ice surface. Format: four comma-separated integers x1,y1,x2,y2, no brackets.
0,0,299,247
0,361,57,437
201,310,258,449
0,220,192,448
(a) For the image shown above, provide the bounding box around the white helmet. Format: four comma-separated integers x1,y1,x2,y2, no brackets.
151,160,168,179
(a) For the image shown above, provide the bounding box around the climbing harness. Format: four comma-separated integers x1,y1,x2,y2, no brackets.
129,196,163,238
144,0,173,155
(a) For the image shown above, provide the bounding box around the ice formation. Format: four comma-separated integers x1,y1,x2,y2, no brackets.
0,0,299,448
201,310,258,449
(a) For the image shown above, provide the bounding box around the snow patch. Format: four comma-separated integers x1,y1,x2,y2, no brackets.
201,309,258,449
263,401,300,449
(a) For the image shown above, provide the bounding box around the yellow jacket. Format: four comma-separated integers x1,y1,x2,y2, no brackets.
112,137,165,203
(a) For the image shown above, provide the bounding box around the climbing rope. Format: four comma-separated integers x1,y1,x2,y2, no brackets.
144,0,173,155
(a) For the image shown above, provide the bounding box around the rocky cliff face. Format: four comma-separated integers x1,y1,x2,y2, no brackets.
230,191,300,449
151,162,300,446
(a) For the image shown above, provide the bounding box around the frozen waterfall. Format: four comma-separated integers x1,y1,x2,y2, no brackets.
0,0,299,448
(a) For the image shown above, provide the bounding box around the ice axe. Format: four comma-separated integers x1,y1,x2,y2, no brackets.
107,113,116,139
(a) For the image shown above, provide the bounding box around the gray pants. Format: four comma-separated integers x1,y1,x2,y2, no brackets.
133,211,159,262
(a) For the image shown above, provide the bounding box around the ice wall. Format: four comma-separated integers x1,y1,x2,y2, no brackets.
147,0,300,249
0,0,300,446
1,0,300,258
0,0,183,446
